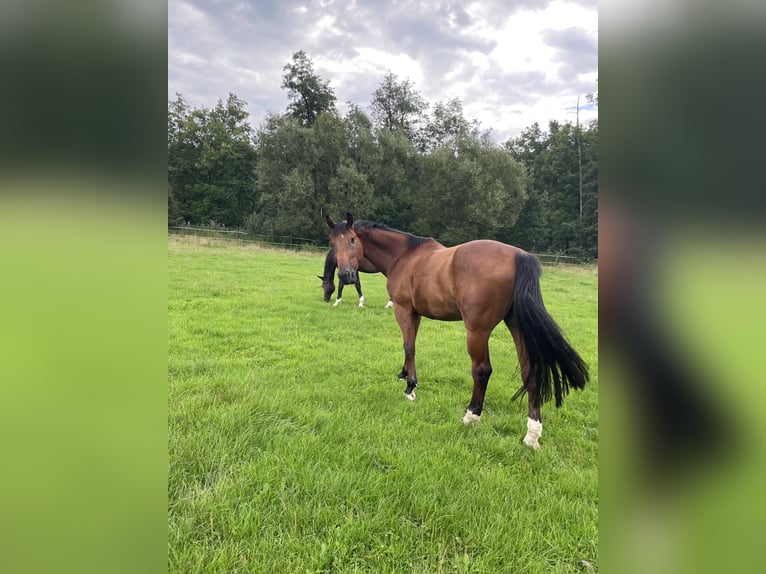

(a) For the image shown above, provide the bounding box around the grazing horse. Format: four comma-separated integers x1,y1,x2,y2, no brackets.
318,247,393,308
326,213,588,448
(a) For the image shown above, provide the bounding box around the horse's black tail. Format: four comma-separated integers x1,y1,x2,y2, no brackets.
510,251,589,407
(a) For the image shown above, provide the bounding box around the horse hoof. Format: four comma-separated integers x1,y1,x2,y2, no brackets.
523,417,542,449
462,410,481,425
523,436,540,449
405,390,416,401
333,299,341,307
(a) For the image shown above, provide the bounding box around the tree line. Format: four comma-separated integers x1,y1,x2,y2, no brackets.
168,50,598,259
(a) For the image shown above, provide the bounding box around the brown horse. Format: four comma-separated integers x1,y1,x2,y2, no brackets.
326,212,588,448
318,247,393,308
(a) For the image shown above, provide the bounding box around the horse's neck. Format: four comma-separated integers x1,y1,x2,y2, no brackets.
358,228,414,276
323,250,337,280
358,257,378,274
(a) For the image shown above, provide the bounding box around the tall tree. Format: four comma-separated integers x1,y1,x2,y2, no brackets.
504,119,598,259
167,93,257,227
418,97,479,152
414,134,526,245
366,128,421,230
369,73,428,142
342,103,375,174
312,111,347,209
250,113,318,239
281,50,337,126
168,93,192,225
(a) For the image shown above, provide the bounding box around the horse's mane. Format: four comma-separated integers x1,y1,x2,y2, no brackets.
354,220,433,249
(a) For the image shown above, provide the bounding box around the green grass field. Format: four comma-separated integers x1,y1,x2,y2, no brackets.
168,235,598,573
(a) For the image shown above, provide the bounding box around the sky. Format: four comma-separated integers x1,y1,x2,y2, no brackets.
168,0,598,144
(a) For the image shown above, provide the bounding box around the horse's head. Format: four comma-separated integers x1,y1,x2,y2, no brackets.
318,274,335,302
326,212,363,284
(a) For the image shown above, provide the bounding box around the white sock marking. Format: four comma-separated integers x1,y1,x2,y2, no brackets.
333,298,341,307
523,417,543,449
406,389,416,401
385,300,393,309
462,410,481,425
358,295,365,307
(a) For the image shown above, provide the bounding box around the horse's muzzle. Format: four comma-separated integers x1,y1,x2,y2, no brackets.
340,268,357,283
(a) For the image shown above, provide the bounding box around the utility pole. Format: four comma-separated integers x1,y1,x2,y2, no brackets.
576,96,583,222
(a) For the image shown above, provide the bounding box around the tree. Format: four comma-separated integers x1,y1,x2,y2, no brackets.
168,93,192,224
418,97,479,152
541,122,581,254
504,119,598,259
281,50,337,126
366,128,420,230
369,73,428,142
414,135,526,245
328,158,373,217
250,113,318,238
167,93,257,227
168,92,190,146
342,103,375,174
312,111,347,210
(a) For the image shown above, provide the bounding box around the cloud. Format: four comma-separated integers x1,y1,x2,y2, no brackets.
168,0,599,142
541,26,598,82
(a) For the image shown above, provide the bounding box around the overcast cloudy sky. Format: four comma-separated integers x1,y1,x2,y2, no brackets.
168,0,598,144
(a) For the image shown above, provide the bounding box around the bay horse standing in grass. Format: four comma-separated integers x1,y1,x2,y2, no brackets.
318,247,393,308
326,213,588,448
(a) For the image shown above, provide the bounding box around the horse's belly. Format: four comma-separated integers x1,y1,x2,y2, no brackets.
419,306,462,321
411,289,462,320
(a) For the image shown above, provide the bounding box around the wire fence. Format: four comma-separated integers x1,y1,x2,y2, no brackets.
168,226,326,252
168,226,594,264
531,253,581,265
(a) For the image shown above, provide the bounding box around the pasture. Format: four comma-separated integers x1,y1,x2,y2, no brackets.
168,235,598,573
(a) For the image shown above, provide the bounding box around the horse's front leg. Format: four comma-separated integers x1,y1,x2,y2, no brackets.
462,328,492,425
394,304,421,400
333,280,345,306
353,279,364,307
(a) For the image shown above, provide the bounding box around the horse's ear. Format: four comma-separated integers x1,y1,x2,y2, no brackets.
325,214,336,228
346,212,354,227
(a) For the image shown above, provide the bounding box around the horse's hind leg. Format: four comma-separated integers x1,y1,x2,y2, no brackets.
507,320,542,448
462,329,492,424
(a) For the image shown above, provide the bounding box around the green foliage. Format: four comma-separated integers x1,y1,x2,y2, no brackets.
329,158,374,215
281,50,337,127
370,72,429,142
418,97,480,152
505,119,599,260
168,51,598,258
168,93,257,227
413,137,526,244
366,128,420,230
168,236,598,573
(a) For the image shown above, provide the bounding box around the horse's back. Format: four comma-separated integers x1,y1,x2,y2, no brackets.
451,241,523,327
390,240,523,323
453,240,521,276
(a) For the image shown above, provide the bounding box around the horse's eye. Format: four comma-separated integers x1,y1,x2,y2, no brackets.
350,237,355,245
